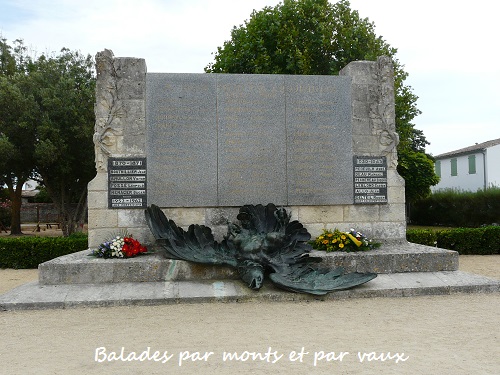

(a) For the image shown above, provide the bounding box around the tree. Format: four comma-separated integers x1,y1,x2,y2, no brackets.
0,39,96,236
397,150,440,204
0,39,40,234
0,37,16,76
31,49,96,236
206,0,439,204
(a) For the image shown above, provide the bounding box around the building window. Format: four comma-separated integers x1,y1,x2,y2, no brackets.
435,160,441,178
451,158,458,176
468,155,476,174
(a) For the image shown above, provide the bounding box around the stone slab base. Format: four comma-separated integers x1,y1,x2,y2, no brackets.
38,242,458,285
314,241,459,273
38,250,238,285
1,271,498,311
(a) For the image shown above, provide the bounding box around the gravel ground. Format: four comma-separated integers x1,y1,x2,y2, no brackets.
1,255,499,375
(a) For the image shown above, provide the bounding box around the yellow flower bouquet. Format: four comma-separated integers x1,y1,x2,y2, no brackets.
311,228,380,252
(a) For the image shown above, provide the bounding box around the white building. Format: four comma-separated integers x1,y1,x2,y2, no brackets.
432,138,500,192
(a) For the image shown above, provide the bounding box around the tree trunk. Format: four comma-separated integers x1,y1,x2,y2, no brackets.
59,184,70,237
62,188,88,236
47,182,87,237
7,182,24,235
71,188,88,234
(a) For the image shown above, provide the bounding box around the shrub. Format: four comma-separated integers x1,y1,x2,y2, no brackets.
0,236,88,269
406,229,437,247
31,187,53,203
0,199,11,227
411,187,500,227
436,228,477,254
407,226,500,255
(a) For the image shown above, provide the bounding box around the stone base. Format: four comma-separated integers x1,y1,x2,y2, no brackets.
2,271,498,310
314,241,458,274
38,250,238,285
38,242,458,285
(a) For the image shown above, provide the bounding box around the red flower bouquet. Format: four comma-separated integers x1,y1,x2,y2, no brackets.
93,234,147,258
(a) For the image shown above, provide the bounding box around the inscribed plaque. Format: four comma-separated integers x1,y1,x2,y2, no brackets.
146,74,218,206
217,75,287,205
353,156,388,204
108,157,147,208
286,75,353,204
146,73,356,207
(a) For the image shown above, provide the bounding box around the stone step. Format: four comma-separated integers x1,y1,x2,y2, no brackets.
38,250,238,285
314,242,458,273
38,242,458,285
1,271,498,310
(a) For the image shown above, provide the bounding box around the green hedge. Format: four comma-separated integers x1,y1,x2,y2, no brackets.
407,226,500,255
410,187,500,227
0,235,88,269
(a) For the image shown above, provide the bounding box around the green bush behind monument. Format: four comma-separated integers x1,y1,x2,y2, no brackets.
0,228,497,269
407,226,500,255
0,235,88,269
410,187,500,227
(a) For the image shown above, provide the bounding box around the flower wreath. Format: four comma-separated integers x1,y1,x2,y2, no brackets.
311,228,380,252
92,234,147,258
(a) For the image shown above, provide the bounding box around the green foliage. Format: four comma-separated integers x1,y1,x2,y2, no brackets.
480,226,500,254
205,0,439,203
0,235,88,268
0,37,17,76
0,198,11,227
0,40,40,183
206,0,405,121
407,226,500,255
0,38,96,236
0,76,40,179
411,187,500,227
435,229,477,254
31,186,53,203
206,0,395,75
397,150,440,204
405,229,437,247
31,48,96,236
0,57,40,233
0,188,9,200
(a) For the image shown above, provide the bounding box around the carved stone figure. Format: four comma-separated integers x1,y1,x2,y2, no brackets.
93,49,124,171
145,203,376,295
369,56,399,168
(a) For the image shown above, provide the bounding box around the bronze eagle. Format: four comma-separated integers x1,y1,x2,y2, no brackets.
145,203,376,295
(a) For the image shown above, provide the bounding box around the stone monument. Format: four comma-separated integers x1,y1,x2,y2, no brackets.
6,50,500,310
89,50,404,249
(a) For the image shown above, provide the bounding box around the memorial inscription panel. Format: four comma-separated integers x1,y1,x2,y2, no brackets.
286,75,353,205
353,156,388,204
217,75,287,205
146,73,355,207
108,157,147,208
146,74,218,206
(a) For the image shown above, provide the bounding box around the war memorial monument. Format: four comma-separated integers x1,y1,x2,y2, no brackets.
1,50,498,309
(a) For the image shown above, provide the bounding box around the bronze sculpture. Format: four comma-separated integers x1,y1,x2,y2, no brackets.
145,203,376,295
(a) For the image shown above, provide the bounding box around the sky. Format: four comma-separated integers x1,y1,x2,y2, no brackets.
1,0,498,156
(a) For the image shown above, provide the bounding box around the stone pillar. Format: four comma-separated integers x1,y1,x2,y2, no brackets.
88,50,148,248
340,56,406,240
